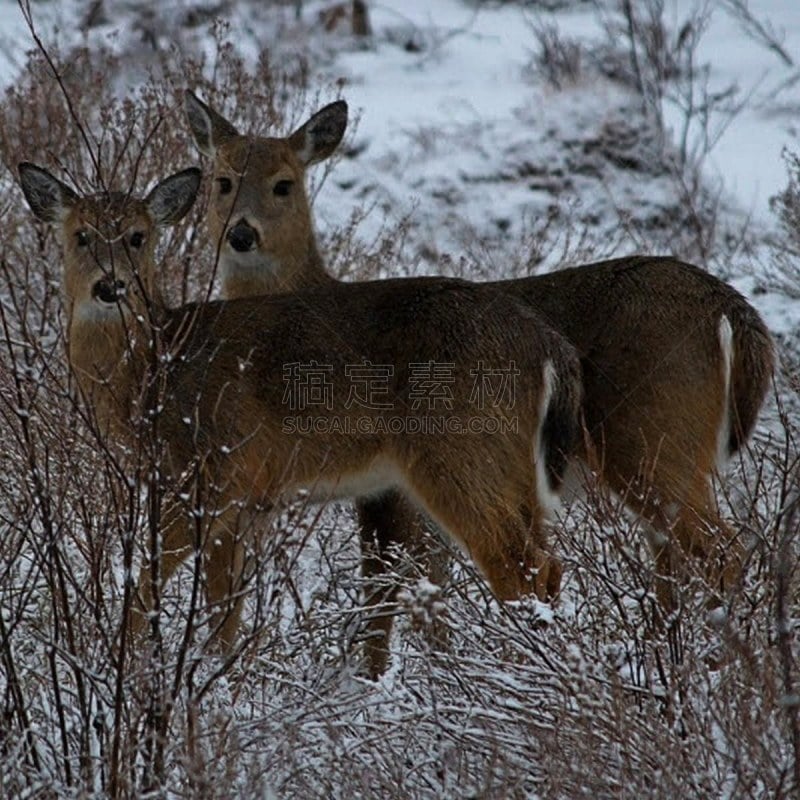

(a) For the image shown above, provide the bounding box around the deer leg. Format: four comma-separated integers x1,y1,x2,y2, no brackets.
408,471,559,604
670,478,744,598
465,514,559,603
131,499,251,651
640,506,683,616
609,469,742,616
519,503,562,601
357,489,447,679
131,504,194,641
203,507,249,651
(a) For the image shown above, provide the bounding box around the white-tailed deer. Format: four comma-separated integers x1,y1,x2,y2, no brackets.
18,161,582,651
184,91,776,662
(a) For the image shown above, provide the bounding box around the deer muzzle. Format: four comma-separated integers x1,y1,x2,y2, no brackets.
227,220,259,253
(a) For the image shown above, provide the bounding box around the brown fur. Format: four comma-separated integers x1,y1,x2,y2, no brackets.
184,95,776,652
18,161,582,651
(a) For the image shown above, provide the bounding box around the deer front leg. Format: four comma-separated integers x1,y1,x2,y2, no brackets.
130,500,251,651
130,501,194,643
203,507,250,651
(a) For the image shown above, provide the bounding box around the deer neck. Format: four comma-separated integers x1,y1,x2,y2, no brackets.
221,233,337,297
67,310,152,438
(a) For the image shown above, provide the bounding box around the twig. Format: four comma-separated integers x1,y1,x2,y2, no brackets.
720,0,794,68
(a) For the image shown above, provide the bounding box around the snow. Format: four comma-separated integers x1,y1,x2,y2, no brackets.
305,0,800,233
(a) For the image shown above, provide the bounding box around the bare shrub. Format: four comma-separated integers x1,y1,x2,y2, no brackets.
589,0,754,265
0,16,329,796
766,149,800,299
528,18,583,90
720,0,794,68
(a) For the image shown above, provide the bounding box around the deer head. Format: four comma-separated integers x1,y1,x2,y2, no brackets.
18,162,201,428
184,90,347,295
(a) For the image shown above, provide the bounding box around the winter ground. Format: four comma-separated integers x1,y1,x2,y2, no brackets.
1,0,799,797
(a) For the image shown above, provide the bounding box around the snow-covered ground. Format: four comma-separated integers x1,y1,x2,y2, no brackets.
666,0,800,220
320,0,800,230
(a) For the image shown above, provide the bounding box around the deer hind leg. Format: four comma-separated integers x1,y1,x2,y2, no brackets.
607,461,742,613
357,488,449,679
452,498,558,603
671,314,744,596
405,460,559,603
641,407,743,603
669,476,744,598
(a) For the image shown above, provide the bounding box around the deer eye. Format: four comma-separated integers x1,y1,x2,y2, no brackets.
129,231,145,248
76,230,90,247
273,179,293,197
217,177,233,195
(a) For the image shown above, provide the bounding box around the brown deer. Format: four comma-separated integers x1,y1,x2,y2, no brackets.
18,160,582,651
184,91,775,664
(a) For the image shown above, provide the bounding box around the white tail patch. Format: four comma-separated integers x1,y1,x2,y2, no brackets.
715,314,734,472
534,359,560,517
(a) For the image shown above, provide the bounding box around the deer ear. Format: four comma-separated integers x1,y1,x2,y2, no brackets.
18,162,78,223
288,100,348,166
184,90,239,157
145,167,202,226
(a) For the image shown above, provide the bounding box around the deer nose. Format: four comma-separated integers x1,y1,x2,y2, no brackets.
92,278,126,304
227,221,258,253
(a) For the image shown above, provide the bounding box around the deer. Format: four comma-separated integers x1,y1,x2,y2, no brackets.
183,90,776,671
18,160,583,653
